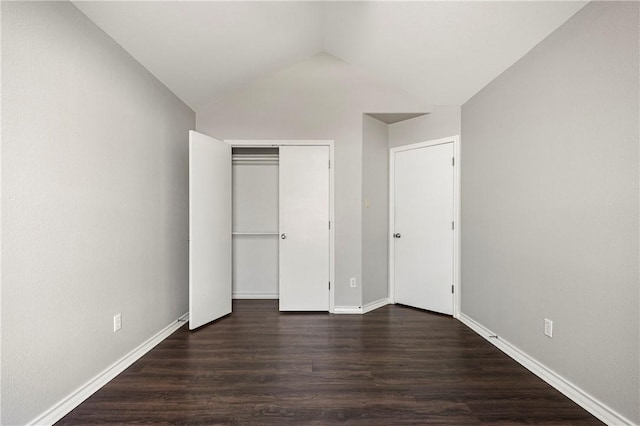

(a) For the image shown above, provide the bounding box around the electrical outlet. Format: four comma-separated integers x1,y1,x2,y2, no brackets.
544,318,553,338
350,277,357,288
113,313,122,332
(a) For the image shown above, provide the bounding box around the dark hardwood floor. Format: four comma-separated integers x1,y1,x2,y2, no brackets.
58,300,601,425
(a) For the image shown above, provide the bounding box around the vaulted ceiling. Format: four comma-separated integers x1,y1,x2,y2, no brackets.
74,1,587,111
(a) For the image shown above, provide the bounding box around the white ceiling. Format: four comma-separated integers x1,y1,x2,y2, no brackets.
74,1,587,111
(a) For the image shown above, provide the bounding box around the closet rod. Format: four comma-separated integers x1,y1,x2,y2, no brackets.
232,154,278,164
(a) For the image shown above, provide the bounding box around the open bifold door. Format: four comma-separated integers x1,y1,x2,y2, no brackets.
189,131,232,329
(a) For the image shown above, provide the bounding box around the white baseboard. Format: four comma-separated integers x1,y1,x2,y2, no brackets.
458,313,636,426
333,305,363,314
232,293,279,299
362,298,390,314
333,299,390,315
28,312,190,426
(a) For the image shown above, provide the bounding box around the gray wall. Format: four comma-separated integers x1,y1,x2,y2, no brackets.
197,53,428,308
1,2,195,424
362,115,390,306
461,2,639,423
389,106,461,148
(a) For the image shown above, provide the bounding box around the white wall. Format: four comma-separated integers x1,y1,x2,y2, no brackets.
389,106,461,148
1,2,195,424
0,1,4,421
362,115,390,306
461,2,639,423
197,53,428,308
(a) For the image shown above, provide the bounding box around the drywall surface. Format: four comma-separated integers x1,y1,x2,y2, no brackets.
362,115,390,305
0,2,3,422
362,115,389,305
198,53,428,308
2,2,195,424
461,2,639,422
389,106,460,148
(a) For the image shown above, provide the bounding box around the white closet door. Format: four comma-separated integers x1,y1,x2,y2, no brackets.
279,146,330,311
393,142,454,315
189,131,232,329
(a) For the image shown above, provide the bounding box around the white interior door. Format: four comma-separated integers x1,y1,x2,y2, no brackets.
189,131,232,329
279,146,330,311
393,142,454,315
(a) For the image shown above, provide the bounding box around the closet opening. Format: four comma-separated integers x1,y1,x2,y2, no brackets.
231,147,281,300
230,143,334,312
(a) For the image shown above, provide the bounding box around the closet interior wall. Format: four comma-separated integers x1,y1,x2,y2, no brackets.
232,147,280,299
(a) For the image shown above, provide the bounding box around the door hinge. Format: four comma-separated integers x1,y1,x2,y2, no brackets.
452,157,455,166
329,282,331,290
329,160,331,169
451,221,455,230
329,221,331,229
452,285,454,294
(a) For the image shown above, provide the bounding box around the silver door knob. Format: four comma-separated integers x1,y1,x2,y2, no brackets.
281,233,287,239
394,233,401,238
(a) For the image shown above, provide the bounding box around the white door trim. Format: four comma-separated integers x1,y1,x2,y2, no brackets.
226,140,335,313
389,135,461,318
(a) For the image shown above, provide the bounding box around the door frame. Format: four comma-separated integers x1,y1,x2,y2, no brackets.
389,135,461,318
227,140,335,313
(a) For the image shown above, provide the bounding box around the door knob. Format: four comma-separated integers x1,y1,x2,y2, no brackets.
281,233,287,239
394,233,401,239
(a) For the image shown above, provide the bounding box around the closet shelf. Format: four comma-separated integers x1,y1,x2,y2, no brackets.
232,232,279,236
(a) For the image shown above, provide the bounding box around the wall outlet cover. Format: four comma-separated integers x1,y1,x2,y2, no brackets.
113,313,122,332
544,318,553,338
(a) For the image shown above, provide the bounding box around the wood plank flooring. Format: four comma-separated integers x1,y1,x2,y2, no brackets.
58,300,602,425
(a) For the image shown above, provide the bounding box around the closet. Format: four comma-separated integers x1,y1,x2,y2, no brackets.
189,131,332,330
232,148,279,299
